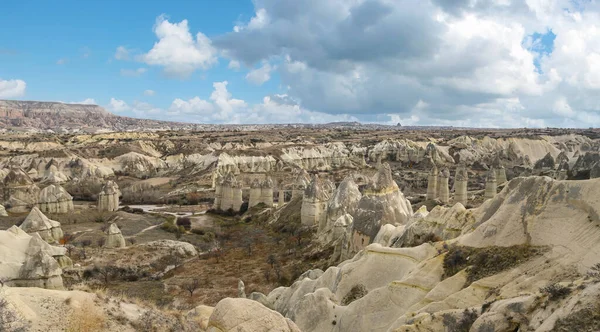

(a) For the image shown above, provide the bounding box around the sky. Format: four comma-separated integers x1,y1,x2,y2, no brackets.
1,0,600,127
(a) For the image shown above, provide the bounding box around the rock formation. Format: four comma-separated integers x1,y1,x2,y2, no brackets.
214,172,243,212
238,279,246,298
1,168,40,213
426,165,438,200
250,177,274,208
534,152,555,170
0,204,7,216
325,176,361,228
37,184,74,214
97,180,120,212
292,169,311,199
0,226,65,289
453,165,468,205
437,168,450,204
104,223,126,248
301,175,329,229
495,165,507,184
249,178,262,208
206,298,300,332
484,167,497,200
260,177,274,207
351,163,413,253
19,207,64,244
213,172,223,209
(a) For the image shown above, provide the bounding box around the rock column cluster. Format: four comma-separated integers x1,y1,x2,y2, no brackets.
454,165,468,205
249,177,274,208
38,184,74,214
301,175,330,228
437,168,450,204
97,180,120,212
292,169,311,200
214,172,243,212
426,165,438,200
484,168,497,200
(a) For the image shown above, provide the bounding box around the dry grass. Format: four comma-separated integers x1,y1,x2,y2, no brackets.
66,299,106,332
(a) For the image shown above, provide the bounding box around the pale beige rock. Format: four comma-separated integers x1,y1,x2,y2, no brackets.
104,223,126,248
20,207,64,243
215,172,243,212
98,180,120,212
0,227,65,289
1,168,40,212
437,168,450,204
292,169,310,199
351,163,413,252
484,167,497,200
453,165,468,205
38,184,74,214
301,175,329,228
426,165,438,200
207,298,301,332
0,204,7,216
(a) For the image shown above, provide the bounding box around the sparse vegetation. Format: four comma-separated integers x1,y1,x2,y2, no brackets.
442,309,479,332
541,283,572,301
342,284,369,305
66,299,106,332
443,245,547,285
551,305,600,331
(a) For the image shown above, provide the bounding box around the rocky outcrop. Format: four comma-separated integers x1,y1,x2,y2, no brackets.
1,168,40,213
325,176,361,229
98,180,120,212
484,167,497,200
214,172,243,212
301,175,330,229
291,169,311,199
20,207,64,244
426,165,438,200
207,298,300,332
437,168,450,204
249,177,275,208
0,204,7,216
453,165,468,205
351,163,413,253
104,223,126,248
534,152,555,170
0,226,65,289
38,184,74,214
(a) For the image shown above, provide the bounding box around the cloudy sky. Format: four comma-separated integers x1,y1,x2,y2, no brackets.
1,0,599,127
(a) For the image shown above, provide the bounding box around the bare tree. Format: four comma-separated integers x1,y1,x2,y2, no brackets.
267,254,277,269
182,279,200,297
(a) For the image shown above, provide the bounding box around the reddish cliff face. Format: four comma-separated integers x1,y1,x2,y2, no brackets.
0,100,193,132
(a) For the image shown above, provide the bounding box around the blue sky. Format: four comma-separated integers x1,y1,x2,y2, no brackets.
1,0,599,127
0,1,278,113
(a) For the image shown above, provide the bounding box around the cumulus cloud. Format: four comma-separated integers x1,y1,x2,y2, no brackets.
114,46,130,60
108,98,130,112
140,15,217,78
68,98,96,105
206,0,600,127
228,60,241,70
245,62,273,85
120,68,148,77
56,58,68,65
167,81,356,124
143,89,156,96
0,79,26,98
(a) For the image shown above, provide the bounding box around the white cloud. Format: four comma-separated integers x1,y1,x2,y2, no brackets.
0,79,26,98
140,15,217,78
143,89,156,96
56,58,68,65
108,98,130,113
245,62,273,85
210,0,600,127
120,68,148,77
114,46,130,60
228,60,241,70
131,101,162,116
69,98,96,105
167,81,357,124
81,47,91,58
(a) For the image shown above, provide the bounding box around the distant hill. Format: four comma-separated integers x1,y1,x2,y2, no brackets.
0,100,195,133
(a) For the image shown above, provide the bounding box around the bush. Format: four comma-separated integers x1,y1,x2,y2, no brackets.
161,222,179,233
442,309,479,332
176,217,192,230
541,283,572,301
341,284,368,305
443,245,546,285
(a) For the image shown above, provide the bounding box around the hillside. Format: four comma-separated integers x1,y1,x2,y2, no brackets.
0,100,196,133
